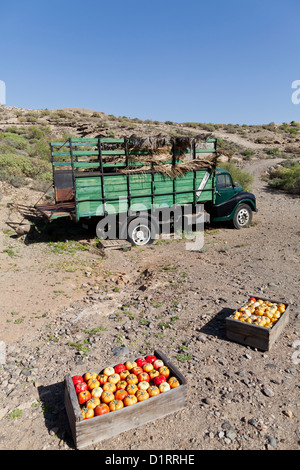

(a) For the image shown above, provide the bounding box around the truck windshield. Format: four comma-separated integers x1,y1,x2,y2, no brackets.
217,174,233,189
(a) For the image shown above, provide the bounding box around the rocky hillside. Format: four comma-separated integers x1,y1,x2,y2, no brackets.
0,105,299,191
1,105,300,158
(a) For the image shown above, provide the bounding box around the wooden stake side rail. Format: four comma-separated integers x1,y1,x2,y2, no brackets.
64,350,187,450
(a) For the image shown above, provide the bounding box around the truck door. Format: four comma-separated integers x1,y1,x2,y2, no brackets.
213,172,236,217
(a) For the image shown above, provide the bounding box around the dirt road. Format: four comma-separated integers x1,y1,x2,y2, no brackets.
0,158,299,450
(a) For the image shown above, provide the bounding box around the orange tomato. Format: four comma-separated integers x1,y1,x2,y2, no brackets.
114,389,128,401
87,378,100,390
137,372,150,383
124,395,138,406
108,373,121,384
159,366,170,378
131,366,143,376
142,363,154,373
97,374,108,385
101,391,115,404
149,369,159,380
109,399,124,411
81,406,94,419
94,404,110,416
126,374,138,385
102,382,116,393
84,372,97,382
86,397,100,409
125,361,137,370
168,377,180,388
126,383,138,395
136,390,149,401
119,369,130,380
116,380,128,390
148,385,160,397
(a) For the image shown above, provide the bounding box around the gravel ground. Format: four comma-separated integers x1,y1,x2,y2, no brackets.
0,158,299,451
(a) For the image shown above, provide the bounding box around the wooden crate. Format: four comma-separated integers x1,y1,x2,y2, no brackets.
64,350,187,449
226,296,289,351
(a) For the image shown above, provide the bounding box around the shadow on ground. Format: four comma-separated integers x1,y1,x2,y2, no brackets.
38,381,76,449
199,307,235,341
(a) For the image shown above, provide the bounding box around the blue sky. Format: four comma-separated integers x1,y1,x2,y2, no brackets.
1,0,300,124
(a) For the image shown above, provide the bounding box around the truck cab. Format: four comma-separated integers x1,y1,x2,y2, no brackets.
210,168,257,229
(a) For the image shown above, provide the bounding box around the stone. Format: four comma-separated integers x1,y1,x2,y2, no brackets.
226,429,237,441
283,409,293,418
262,387,274,397
111,344,130,357
266,435,277,448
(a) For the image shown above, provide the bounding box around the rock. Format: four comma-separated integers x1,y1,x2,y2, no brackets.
266,435,277,448
283,409,293,418
221,421,233,431
262,387,274,397
203,397,214,405
225,429,237,441
111,344,130,357
248,418,259,427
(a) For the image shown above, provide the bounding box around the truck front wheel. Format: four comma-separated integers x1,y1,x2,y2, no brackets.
232,204,252,229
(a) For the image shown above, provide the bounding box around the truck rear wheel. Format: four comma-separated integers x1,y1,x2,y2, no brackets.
232,204,252,229
127,216,159,246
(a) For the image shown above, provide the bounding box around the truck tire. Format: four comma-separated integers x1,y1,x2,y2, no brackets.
127,216,159,246
232,203,252,229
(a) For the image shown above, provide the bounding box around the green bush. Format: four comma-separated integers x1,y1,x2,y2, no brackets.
218,161,254,192
267,161,300,194
2,132,31,153
0,154,52,181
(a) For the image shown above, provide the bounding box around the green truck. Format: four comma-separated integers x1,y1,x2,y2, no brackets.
36,136,257,245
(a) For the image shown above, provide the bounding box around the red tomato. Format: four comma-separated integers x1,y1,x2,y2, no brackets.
249,297,256,302
114,363,126,374
153,375,166,386
75,382,88,394
94,404,110,416
146,355,157,364
72,375,83,385
136,357,147,368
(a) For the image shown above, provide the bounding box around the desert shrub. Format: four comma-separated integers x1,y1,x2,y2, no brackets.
218,161,254,192
267,161,300,194
2,132,31,153
217,137,240,155
241,149,255,159
0,154,52,181
285,145,300,156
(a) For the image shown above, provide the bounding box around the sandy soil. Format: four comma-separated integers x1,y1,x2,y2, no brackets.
0,158,299,451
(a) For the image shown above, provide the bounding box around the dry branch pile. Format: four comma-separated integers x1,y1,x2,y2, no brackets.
102,133,222,177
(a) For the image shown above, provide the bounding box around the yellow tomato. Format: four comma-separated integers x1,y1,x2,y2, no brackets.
277,304,286,313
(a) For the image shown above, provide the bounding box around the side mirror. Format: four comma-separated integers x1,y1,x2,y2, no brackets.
234,181,239,187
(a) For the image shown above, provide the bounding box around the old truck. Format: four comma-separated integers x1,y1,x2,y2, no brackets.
35,136,257,245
